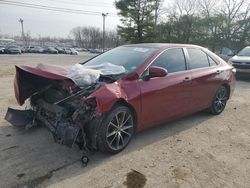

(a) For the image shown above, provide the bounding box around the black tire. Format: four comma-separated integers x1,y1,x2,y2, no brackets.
81,155,89,166
97,105,135,154
209,85,228,115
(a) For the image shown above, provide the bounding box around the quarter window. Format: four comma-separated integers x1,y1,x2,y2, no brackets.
207,56,218,66
187,48,209,69
151,48,186,73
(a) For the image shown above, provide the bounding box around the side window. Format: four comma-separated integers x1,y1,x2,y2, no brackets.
207,55,218,66
187,48,209,69
151,48,186,73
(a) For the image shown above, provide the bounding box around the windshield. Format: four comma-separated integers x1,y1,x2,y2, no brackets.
238,47,250,56
83,46,158,73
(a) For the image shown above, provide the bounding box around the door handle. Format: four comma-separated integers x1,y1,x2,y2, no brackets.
216,70,221,73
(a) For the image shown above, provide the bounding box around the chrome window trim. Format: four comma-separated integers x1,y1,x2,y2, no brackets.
202,48,221,66
140,47,187,78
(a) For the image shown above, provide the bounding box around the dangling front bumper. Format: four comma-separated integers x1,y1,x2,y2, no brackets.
5,108,34,127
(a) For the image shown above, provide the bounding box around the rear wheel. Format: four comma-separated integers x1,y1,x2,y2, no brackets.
209,85,228,115
98,106,135,154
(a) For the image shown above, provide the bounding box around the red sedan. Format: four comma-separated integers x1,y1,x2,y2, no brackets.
5,43,236,158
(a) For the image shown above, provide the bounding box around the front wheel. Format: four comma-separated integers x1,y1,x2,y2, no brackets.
209,85,228,115
98,106,135,154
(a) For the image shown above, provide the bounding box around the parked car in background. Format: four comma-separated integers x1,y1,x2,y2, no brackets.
69,48,78,55
5,46,21,54
43,47,58,54
30,46,44,53
64,48,79,55
88,48,103,54
5,43,235,157
63,48,71,54
218,47,236,61
26,46,35,53
55,47,65,54
75,47,87,52
228,46,250,74
20,46,27,53
0,46,5,54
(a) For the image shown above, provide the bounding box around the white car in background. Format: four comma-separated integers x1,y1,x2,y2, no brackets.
64,48,79,55
228,46,250,74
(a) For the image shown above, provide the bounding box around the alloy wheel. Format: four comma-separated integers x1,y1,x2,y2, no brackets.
214,86,227,113
106,111,134,151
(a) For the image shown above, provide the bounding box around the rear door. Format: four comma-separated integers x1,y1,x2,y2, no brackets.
139,48,192,128
185,48,222,112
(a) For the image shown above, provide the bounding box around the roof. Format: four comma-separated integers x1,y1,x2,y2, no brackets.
123,43,202,49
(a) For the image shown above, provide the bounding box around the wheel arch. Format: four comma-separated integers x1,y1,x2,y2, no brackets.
113,98,138,131
222,83,230,99
88,97,138,151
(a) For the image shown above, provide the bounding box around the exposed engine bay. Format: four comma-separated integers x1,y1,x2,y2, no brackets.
31,80,100,148
6,80,99,147
5,64,124,164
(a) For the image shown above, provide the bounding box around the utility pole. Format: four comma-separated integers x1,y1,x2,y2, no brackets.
18,18,25,47
102,13,108,52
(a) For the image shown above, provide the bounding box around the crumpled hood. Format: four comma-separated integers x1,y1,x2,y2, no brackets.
14,64,70,105
16,64,70,79
14,63,126,105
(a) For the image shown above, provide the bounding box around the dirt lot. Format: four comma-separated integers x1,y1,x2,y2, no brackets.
0,53,250,188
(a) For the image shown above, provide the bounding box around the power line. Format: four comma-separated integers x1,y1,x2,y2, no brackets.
43,0,114,8
0,0,118,17
0,0,101,15
60,0,114,6
70,0,113,4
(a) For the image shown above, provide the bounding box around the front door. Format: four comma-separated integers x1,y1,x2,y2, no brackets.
139,48,192,128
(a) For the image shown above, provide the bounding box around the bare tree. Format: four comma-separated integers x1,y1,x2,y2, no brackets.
199,0,218,17
154,0,162,26
71,26,121,48
71,27,84,48
219,0,250,45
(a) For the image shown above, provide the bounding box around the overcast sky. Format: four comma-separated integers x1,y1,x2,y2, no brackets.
0,0,120,38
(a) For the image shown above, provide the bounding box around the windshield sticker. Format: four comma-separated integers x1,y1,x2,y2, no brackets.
133,47,149,53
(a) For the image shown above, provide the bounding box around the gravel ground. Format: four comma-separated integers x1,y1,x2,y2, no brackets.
0,53,250,188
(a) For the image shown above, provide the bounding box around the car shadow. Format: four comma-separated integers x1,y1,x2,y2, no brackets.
0,111,213,187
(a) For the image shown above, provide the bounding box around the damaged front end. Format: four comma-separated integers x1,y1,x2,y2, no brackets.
6,81,101,150
5,65,109,162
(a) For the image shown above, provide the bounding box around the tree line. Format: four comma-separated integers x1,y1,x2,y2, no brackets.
70,26,123,49
5,0,247,51
115,0,250,51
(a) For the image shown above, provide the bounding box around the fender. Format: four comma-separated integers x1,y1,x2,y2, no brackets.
90,77,143,131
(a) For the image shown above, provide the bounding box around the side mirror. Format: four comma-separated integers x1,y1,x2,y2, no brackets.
142,66,168,80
